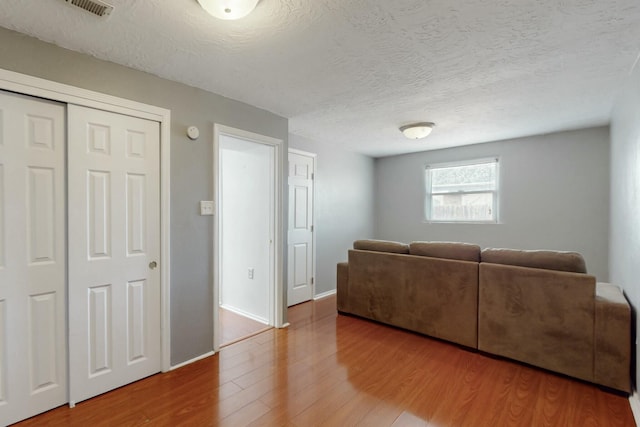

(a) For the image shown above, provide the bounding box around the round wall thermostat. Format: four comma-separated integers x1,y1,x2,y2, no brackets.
187,126,200,140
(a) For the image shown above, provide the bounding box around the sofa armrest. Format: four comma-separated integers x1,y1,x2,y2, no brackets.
336,262,349,313
594,282,631,392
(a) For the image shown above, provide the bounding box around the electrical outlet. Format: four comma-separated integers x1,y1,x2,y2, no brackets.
200,201,214,216
248,268,254,279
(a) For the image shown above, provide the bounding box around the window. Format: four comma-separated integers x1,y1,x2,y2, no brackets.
425,158,499,223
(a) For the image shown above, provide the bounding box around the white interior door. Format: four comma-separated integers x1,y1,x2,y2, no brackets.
287,150,315,306
68,104,161,405
0,91,67,426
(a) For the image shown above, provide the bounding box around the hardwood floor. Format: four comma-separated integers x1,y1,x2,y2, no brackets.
219,307,271,347
16,296,635,426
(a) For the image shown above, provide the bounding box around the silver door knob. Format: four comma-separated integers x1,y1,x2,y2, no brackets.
149,261,158,269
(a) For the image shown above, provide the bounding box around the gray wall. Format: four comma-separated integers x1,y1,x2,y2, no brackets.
610,62,640,387
0,27,288,365
289,134,375,296
375,127,610,281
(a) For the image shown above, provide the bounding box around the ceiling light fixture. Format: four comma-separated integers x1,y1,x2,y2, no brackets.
197,0,259,20
399,122,435,140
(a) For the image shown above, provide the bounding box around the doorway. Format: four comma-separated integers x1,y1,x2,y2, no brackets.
213,125,284,350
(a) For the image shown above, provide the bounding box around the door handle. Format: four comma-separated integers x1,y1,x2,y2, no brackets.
149,261,158,269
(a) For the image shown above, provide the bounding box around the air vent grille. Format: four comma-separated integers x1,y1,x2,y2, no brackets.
65,0,114,17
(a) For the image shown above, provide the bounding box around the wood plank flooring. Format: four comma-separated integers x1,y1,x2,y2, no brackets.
16,296,635,426
219,307,271,347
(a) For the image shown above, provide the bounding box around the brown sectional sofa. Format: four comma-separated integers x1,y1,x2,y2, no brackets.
337,239,631,393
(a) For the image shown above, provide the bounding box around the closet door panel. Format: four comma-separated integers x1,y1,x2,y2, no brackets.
0,90,66,427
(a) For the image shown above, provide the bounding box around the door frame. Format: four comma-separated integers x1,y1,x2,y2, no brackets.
213,124,284,352
0,68,172,372
287,148,317,304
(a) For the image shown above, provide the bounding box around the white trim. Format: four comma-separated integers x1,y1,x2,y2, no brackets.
170,351,215,371
160,120,172,374
0,67,172,373
0,68,165,122
220,304,269,325
288,147,314,156
314,289,337,300
629,391,640,425
309,152,317,302
213,124,284,352
425,156,499,169
287,148,317,305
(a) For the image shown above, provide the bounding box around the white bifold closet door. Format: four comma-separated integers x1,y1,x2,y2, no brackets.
67,105,161,405
0,91,67,426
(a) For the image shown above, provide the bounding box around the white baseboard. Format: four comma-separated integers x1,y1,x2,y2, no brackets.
314,289,337,300
170,351,215,371
220,304,269,325
629,391,640,425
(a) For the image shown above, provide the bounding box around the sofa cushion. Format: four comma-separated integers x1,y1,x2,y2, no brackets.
353,239,409,254
481,248,587,273
410,241,481,262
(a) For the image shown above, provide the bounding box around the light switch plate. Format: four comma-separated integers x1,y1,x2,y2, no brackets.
200,201,214,216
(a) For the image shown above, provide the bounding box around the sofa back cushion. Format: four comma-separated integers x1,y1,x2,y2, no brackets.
478,262,594,382
410,241,481,262
353,239,409,254
347,249,479,348
481,248,587,273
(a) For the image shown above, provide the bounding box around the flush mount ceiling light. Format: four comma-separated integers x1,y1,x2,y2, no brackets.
197,0,259,20
400,122,435,140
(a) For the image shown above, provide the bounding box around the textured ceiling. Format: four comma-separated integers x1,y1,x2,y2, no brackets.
0,0,639,157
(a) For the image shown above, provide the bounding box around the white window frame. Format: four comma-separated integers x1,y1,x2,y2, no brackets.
424,157,500,224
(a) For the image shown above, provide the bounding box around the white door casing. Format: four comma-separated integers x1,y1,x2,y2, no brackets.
213,124,284,351
0,68,171,377
0,90,67,426
68,105,161,405
287,150,315,306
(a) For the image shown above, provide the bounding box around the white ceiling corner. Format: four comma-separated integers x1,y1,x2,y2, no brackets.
0,0,638,157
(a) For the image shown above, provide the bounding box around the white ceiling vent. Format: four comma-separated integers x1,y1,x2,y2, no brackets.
64,0,114,17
